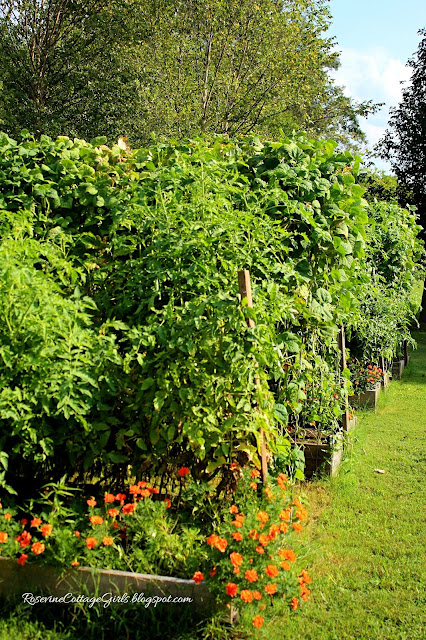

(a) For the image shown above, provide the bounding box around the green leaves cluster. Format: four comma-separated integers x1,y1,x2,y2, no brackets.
0,130,415,493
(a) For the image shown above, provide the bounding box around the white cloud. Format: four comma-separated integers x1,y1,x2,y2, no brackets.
330,47,412,171
332,46,412,105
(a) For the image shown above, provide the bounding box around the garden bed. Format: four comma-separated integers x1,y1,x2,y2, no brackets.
349,383,381,410
300,431,344,478
391,359,405,380
0,557,213,607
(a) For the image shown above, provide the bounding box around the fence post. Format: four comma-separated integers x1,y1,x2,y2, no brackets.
237,269,268,483
337,324,350,432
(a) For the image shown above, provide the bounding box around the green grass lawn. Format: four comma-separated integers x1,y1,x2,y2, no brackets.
1,335,425,639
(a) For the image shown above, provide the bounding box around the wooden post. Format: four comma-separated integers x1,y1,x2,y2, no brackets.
403,339,409,366
237,269,268,483
337,325,350,432
379,355,385,372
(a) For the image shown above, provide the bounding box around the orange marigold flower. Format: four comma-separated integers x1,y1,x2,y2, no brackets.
248,529,259,540
4,513,11,521
300,569,311,584
232,532,243,541
0,532,7,543
71,561,80,567
265,564,279,578
31,542,45,555
209,567,216,577
108,508,119,518
232,519,243,528
41,524,52,537
192,571,204,584
259,534,270,547
293,499,302,508
30,518,42,528
129,484,141,495
229,462,239,471
292,522,303,532
240,589,253,603
215,537,228,553
85,536,97,550
116,493,126,504
16,531,32,548
89,515,104,525
177,467,190,477
256,511,269,524
122,503,135,515
104,493,116,503
279,522,289,534
301,593,309,602
278,548,296,562
113,522,119,529
264,487,274,502
139,489,151,498
253,590,262,601
259,603,266,611
250,482,257,491
233,567,240,575
255,546,264,554
253,615,264,629
229,505,239,514
74,530,80,537
250,468,261,478
206,534,219,547
269,524,280,539
265,583,277,596
230,552,243,566
295,508,308,521
245,569,258,583
87,498,97,507
291,597,299,610
163,498,171,509
20,518,28,526
279,509,291,521
103,537,114,546
225,582,238,597
137,480,148,488
280,561,291,571
235,513,245,522
17,553,28,566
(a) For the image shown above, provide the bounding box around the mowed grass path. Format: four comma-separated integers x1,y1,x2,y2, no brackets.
263,332,426,640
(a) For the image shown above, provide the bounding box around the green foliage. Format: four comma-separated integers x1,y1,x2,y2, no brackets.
0,131,371,491
0,1,372,147
346,200,424,362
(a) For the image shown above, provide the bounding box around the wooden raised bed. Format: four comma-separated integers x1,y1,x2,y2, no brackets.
381,372,390,388
0,557,213,607
392,359,405,380
300,431,344,479
349,383,380,410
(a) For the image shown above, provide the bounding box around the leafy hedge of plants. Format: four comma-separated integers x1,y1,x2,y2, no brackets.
0,131,423,495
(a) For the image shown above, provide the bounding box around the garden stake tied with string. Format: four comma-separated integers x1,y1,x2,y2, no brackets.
237,269,268,484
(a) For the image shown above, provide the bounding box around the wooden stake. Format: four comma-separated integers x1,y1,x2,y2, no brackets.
337,325,350,432
237,269,268,483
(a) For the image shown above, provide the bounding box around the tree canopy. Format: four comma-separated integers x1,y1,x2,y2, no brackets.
379,29,426,226
0,0,372,147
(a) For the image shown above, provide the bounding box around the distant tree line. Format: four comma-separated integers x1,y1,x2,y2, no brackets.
0,0,375,147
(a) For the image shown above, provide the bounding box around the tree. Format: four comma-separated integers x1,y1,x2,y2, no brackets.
0,0,371,147
134,0,370,144
0,0,144,140
379,29,426,224
379,29,426,322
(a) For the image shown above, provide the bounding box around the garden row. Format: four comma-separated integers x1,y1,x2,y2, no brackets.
0,131,423,629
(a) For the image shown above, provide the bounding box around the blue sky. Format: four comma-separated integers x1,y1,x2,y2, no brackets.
327,0,426,170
